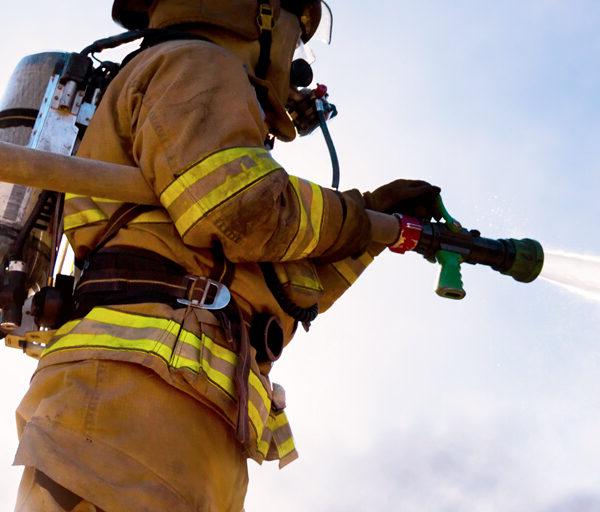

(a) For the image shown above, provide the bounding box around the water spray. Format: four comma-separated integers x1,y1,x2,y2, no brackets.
540,251,600,302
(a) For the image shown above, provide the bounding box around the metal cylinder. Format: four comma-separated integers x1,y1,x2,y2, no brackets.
0,52,67,293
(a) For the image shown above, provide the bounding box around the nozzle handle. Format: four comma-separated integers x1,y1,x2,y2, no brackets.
435,250,466,300
436,197,462,233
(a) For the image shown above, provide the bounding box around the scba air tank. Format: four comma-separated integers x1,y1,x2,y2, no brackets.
0,52,68,329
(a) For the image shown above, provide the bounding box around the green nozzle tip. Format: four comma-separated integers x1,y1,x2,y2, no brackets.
504,238,544,283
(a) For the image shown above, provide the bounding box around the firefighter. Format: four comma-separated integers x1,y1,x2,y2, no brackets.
13,1,441,510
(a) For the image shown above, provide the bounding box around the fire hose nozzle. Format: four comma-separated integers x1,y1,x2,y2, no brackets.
387,198,545,299
500,238,544,283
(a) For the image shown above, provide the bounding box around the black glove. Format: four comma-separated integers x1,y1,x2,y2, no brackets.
363,179,442,220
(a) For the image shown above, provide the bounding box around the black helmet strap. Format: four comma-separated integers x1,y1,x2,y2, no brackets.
256,1,275,80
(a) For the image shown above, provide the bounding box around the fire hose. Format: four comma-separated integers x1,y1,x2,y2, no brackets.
0,140,544,301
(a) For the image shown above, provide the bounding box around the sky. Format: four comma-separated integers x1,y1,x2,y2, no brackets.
1,1,600,511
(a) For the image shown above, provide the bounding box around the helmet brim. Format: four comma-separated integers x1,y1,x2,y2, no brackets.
281,0,322,42
112,0,153,29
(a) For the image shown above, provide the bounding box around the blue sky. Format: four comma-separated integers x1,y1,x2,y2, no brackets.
1,2,600,511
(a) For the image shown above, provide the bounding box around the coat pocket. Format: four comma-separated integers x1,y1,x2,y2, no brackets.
271,260,324,308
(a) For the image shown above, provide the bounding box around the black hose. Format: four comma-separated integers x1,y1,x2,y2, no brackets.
80,30,149,56
259,262,319,323
317,104,340,190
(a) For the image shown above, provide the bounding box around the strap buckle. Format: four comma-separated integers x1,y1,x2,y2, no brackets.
177,276,231,310
257,2,275,32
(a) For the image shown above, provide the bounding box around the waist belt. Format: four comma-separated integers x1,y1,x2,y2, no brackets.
73,246,252,448
74,247,229,317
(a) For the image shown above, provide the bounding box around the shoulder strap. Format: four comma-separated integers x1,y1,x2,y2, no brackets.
79,203,155,268
208,239,236,288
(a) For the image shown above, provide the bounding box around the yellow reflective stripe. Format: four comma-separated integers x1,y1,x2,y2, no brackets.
257,437,270,457
172,329,202,372
199,332,237,396
44,333,174,360
249,372,270,412
47,324,229,391
65,208,169,230
272,411,290,429
55,319,79,337
44,307,284,459
63,209,108,231
173,151,279,234
86,307,180,334
248,401,265,440
64,194,120,230
332,260,359,285
283,176,308,260
161,147,268,207
283,177,324,260
293,274,323,292
200,355,235,395
160,147,281,235
203,334,237,365
65,192,169,230
66,193,121,203
333,249,376,286
177,329,202,350
171,353,200,373
359,251,374,266
277,436,296,459
307,181,324,253
273,262,323,292
266,411,296,459
131,209,170,224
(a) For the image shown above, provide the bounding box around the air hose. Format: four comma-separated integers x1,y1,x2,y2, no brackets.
259,262,319,325
316,97,340,189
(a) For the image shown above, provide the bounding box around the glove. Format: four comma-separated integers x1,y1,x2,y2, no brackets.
317,189,371,263
363,179,442,220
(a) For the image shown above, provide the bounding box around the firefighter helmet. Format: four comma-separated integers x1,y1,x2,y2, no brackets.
112,0,324,43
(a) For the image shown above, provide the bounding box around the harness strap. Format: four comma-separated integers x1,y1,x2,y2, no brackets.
208,239,235,289
75,203,155,270
256,1,275,80
74,246,252,448
232,301,251,449
74,247,221,316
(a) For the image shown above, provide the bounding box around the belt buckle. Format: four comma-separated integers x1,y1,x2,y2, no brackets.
177,276,231,310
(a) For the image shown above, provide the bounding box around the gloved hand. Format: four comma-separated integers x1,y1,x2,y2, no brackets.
363,179,442,220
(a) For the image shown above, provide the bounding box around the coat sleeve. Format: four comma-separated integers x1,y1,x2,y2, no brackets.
314,241,387,314
125,41,363,263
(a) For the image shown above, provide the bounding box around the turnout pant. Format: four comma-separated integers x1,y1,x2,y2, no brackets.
14,360,248,512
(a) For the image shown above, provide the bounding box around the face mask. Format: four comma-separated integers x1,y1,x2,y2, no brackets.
290,39,315,87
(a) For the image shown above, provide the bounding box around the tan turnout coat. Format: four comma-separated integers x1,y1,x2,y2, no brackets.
15,4,382,510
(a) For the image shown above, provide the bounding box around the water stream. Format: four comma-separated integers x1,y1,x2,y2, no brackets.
541,250,600,302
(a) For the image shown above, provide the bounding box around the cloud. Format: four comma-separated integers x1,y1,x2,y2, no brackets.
304,423,525,512
540,494,600,512
248,409,600,512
